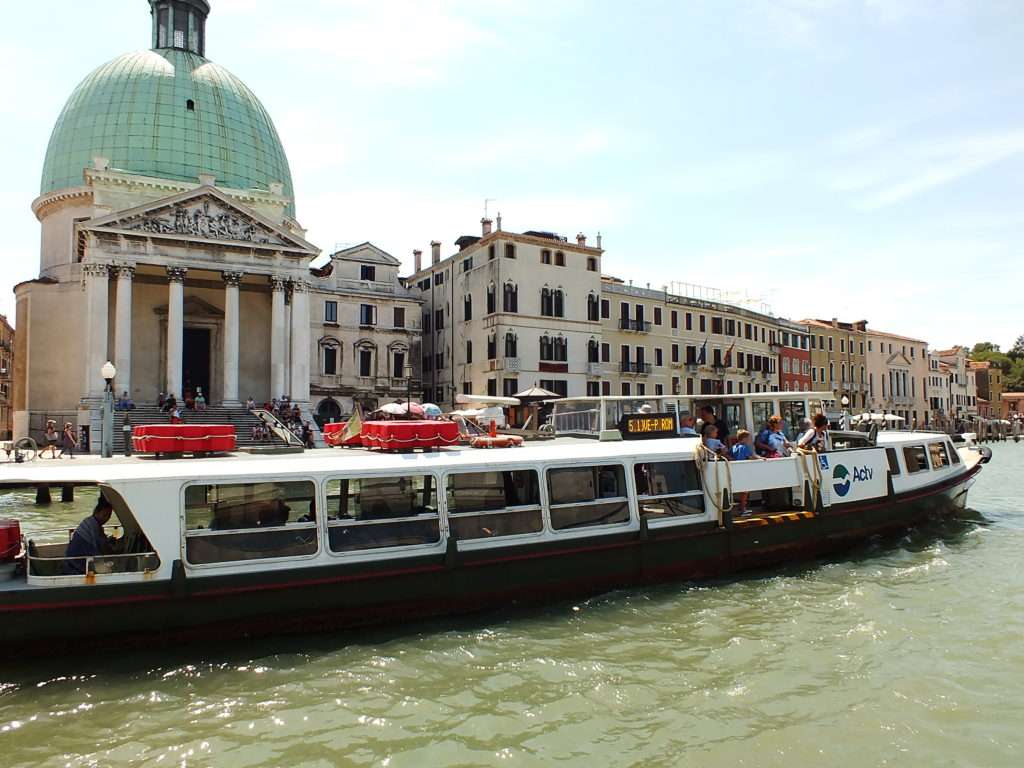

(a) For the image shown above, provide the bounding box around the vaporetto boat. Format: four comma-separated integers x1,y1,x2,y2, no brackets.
0,393,990,655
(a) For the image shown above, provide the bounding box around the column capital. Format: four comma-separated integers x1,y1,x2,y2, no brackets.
270,275,288,292
114,264,136,280
289,278,310,294
222,270,244,286
166,266,188,283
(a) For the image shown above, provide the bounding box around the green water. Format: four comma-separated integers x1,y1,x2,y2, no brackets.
1,444,1022,767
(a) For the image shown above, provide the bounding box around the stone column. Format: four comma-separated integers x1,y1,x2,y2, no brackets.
289,279,310,402
165,267,187,399
82,263,111,400
222,271,243,405
113,265,135,398
270,276,287,400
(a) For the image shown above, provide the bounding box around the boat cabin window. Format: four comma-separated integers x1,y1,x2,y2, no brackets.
634,461,705,518
22,485,159,578
928,442,950,469
946,441,961,464
446,470,543,540
902,445,929,474
325,475,440,553
885,448,901,476
546,465,631,530
183,481,318,565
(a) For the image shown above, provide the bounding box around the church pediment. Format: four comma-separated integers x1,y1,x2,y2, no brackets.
82,186,319,256
332,242,401,266
886,351,912,367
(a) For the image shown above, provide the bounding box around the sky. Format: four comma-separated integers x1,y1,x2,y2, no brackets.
1,0,1022,350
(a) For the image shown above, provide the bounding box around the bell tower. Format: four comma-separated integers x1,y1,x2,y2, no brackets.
149,0,210,56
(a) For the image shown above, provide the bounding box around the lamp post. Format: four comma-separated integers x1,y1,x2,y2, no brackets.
404,363,415,415
100,361,117,458
840,394,850,430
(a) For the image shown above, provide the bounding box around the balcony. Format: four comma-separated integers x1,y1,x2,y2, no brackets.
488,357,522,372
620,361,652,375
587,362,603,376
618,318,652,332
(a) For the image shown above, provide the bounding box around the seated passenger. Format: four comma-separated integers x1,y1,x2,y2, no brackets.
766,415,793,457
701,423,729,459
63,497,115,574
679,414,699,437
798,413,830,452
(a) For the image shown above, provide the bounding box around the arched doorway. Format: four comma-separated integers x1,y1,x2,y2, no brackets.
315,398,342,428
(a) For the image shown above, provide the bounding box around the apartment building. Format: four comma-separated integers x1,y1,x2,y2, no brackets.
308,243,423,422
0,314,13,440
969,360,1002,418
779,322,812,392
865,329,929,427
408,219,604,407
599,280,806,398
936,347,978,419
926,353,953,427
804,318,869,409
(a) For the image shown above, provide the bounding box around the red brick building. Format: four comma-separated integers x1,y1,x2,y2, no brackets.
778,323,811,392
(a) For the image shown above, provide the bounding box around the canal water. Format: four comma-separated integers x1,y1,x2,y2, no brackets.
1,443,1022,767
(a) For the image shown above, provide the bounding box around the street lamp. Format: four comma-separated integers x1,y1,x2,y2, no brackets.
404,363,415,414
100,361,117,458
840,394,850,430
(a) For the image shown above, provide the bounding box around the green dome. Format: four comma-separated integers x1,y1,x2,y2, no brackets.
40,48,295,215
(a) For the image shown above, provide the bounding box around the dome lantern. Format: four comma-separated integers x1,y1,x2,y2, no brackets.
150,0,210,56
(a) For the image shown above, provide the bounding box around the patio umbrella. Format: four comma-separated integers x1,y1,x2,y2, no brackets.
422,403,443,418
514,386,560,402
883,414,905,422
378,401,425,418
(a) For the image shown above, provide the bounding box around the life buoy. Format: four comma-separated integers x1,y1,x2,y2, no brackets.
469,435,524,449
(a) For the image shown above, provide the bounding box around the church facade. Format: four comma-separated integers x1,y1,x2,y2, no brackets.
12,0,419,448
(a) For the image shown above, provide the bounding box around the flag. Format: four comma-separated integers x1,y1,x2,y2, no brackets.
698,338,708,365
341,403,364,443
724,342,735,368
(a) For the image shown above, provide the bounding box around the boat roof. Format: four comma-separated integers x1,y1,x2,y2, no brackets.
0,437,703,486
553,391,837,404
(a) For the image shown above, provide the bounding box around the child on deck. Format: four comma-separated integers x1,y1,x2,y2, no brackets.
730,429,757,515
701,423,729,459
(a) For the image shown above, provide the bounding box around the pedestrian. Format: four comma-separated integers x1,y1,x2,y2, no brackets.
62,422,79,459
194,387,207,412
43,420,60,458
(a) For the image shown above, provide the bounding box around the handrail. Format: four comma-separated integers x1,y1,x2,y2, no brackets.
252,409,304,448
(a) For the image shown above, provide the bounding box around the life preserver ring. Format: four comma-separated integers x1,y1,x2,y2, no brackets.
469,435,524,449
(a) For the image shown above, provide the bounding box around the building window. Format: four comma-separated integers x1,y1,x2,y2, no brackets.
505,243,516,259
587,381,600,396
487,334,497,360
601,299,610,319
601,343,610,363
655,348,663,367
359,304,376,326
541,288,565,318
487,284,496,315
699,315,706,333
672,344,679,363
322,343,339,375
359,347,373,377
503,378,520,397
587,257,597,272
654,307,663,326
671,311,678,329
587,293,600,322
554,251,565,266
539,379,569,397
505,332,518,358
503,282,518,313
392,349,406,379
541,249,552,264
588,339,600,363
433,272,444,286
466,340,473,364
686,312,692,331
393,307,405,328
324,300,338,324
487,378,498,396
360,265,376,281
435,309,444,330
464,294,472,321
540,335,568,362
488,244,496,261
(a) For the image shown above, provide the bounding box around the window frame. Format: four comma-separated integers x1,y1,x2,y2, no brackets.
442,468,546,550
181,477,322,570
544,463,633,535
632,459,707,529
902,444,930,474
323,472,445,560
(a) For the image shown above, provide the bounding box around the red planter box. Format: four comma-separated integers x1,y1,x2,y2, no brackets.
132,424,236,454
360,420,460,451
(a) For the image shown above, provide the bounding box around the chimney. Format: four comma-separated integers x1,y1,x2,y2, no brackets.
481,217,493,236
831,318,839,329
576,232,586,247
413,249,422,272
430,240,441,264
496,212,502,231
596,231,602,249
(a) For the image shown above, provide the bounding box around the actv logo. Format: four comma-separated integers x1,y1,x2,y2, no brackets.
832,464,874,497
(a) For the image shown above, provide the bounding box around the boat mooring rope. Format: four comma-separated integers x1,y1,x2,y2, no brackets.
695,443,734,518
